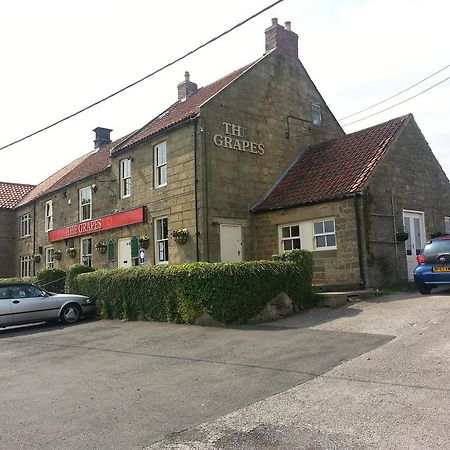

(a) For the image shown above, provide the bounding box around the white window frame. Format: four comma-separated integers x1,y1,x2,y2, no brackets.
154,217,169,264
45,200,53,231
81,237,93,267
445,216,450,235
154,141,167,188
313,218,337,250
20,213,31,238
79,186,92,222
45,247,54,268
20,256,32,277
312,103,322,126
278,223,302,252
120,158,132,198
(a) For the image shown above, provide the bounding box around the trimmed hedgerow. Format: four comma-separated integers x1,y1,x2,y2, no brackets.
72,254,315,324
0,276,38,284
36,268,66,293
65,264,95,293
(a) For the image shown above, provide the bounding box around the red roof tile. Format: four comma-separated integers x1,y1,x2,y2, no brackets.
253,115,409,212
112,62,258,154
17,134,131,207
0,182,35,209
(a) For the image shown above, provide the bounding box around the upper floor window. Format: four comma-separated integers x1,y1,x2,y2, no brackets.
20,213,31,237
313,219,336,250
120,158,132,198
154,141,167,188
312,103,322,126
45,247,54,268
279,223,301,252
79,186,92,221
155,217,169,264
45,200,53,231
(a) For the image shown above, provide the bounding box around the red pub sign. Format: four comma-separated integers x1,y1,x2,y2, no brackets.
48,207,145,242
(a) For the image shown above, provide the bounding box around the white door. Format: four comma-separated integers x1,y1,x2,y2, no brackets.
403,211,426,280
118,238,132,268
220,224,242,262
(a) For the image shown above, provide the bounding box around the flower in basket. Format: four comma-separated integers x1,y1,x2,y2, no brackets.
95,241,108,253
32,253,41,262
139,235,150,248
171,227,189,244
53,249,62,260
66,247,77,258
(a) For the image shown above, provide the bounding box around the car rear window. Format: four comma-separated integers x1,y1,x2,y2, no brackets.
422,240,450,259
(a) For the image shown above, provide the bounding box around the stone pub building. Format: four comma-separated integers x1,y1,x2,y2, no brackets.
1,19,450,288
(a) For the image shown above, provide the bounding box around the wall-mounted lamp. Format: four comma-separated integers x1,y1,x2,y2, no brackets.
91,183,98,193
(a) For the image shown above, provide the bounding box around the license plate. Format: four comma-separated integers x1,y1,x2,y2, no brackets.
432,266,450,272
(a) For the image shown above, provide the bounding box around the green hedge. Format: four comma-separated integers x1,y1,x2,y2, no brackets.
36,268,66,293
72,252,315,324
0,276,37,284
65,264,95,293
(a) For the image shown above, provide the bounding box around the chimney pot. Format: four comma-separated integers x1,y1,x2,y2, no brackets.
93,127,112,149
177,71,198,100
265,18,298,59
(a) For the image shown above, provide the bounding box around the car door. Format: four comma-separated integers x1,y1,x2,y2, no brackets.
0,287,13,326
9,285,59,324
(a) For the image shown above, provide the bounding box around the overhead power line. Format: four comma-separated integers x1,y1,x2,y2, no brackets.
339,63,450,121
0,0,284,152
341,76,449,127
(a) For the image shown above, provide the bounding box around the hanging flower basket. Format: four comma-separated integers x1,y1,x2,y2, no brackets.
171,228,189,244
66,247,77,258
95,241,108,254
32,253,41,263
139,235,150,249
396,231,409,243
53,249,62,260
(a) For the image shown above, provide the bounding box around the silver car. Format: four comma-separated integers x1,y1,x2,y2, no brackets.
0,283,95,328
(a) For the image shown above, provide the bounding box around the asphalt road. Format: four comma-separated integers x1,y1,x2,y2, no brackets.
0,307,393,449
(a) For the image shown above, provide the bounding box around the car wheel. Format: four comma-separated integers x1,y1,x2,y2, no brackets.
61,304,81,324
418,285,432,295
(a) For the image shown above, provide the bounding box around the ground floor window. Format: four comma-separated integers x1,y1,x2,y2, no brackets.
20,256,32,277
279,223,301,251
45,247,54,268
81,237,92,267
313,219,336,250
445,216,450,234
155,217,169,264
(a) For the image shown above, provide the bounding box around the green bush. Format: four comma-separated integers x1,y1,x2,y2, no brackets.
0,276,38,284
72,257,315,324
36,268,66,293
65,264,95,293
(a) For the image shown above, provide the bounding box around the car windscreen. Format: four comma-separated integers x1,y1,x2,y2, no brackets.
422,240,450,262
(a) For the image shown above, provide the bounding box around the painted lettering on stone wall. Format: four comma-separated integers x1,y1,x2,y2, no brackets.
213,122,264,155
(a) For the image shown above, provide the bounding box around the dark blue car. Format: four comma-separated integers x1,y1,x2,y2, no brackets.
414,236,450,294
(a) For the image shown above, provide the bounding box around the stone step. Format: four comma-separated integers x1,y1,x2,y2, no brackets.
317,289,375,307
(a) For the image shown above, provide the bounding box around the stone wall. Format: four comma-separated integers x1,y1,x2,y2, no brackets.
0,209,16,277
364,116,450,286
253,198,361,286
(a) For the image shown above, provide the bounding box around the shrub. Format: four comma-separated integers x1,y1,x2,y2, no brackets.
0,276,38,284
65,264,95,293
36,268,66,293
72,257,315,324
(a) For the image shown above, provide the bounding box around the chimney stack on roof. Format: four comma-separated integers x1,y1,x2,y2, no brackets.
93,127,112,149
265,18,298,59
177,71,198,100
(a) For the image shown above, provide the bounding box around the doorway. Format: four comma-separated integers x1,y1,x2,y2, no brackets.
118,237,132,268
220,224,242,262
403,211,425,280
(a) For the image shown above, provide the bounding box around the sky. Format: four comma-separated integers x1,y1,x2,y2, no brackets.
0,0,449,185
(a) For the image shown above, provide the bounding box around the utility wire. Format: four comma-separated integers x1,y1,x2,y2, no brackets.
0,0,284,152
341,76,449,127
339,63,449,121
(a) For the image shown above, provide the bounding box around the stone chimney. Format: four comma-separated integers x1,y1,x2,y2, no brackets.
265,18,298,59
93,127,112,149
177,71,198,100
